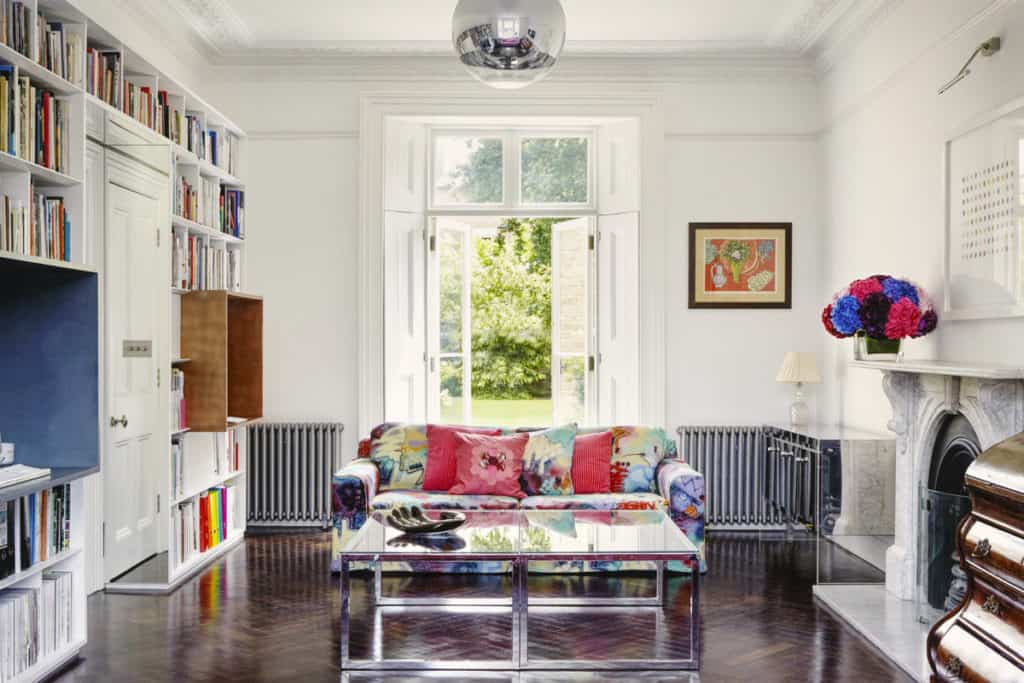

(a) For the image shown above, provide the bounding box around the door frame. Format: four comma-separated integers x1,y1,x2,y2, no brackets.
101,148,171,585
359,89,667,437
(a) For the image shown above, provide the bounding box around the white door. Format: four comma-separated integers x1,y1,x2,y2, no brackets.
428,218,472,423
104,180,162,580
383,210,427,422
552,217,593,424
596,212,640,424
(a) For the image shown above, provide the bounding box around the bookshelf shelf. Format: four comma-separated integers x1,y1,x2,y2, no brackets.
172,469,244,507
0,466,98,505
181,291,263,432
171,214,242,243
172,358,192,366
0,42,79,96
11,638,87,683
0,152,81,186
170,427,190,438
0,547,82,593
168,533,243,584
0,252,97,274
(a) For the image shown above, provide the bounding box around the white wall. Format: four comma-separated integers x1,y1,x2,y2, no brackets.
206,65,823,457
821,0,1024,432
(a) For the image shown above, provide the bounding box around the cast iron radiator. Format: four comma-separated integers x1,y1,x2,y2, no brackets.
247,422,344,528
677,425,787,530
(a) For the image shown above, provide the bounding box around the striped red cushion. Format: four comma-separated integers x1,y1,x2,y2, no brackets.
571,430,613,494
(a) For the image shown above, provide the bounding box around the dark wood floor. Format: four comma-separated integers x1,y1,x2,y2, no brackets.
55,532,911,682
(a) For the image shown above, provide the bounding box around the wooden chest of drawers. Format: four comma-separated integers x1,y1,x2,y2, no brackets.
928,431,1024,682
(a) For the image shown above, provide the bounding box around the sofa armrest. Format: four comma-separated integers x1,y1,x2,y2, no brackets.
332,459,380,536
657,459,707,573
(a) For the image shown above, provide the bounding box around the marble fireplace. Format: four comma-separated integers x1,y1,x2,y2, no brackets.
874,361,1024,600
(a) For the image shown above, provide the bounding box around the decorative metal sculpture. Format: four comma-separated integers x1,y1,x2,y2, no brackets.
385,506,467,535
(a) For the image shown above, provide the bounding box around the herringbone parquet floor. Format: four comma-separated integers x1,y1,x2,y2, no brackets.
53,532,911,682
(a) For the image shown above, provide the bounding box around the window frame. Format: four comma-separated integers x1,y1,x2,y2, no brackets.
427,127,596,214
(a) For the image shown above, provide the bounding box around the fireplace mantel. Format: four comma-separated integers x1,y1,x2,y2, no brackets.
850,359,1024,380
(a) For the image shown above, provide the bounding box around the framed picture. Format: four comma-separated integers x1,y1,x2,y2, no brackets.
688,223,792,309
944,95,1024,320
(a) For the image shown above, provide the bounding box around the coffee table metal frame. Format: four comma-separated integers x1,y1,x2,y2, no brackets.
339,539,700,672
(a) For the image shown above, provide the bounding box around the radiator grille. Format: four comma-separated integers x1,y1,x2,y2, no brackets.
247,423,344,527
678,425,785,530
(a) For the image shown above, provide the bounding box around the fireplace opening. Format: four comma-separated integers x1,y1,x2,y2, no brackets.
922,414,981,614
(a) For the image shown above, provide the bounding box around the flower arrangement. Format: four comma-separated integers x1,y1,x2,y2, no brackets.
822,275,937,349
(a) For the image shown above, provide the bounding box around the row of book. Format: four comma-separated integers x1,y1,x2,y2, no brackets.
0,1,30,58
123,79,152,128
174,174,218,228
170,432,242,503
0,570,73,680
208,129,241,176
172,484,239,568
0,190,71,263
220,188,244,239
0,484,72,582
36,16,83,84
171,368,186,434
172,232,241,292
21,78,69,173
85,47,119,108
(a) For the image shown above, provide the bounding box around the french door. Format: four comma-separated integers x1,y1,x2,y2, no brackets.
427,216,594,426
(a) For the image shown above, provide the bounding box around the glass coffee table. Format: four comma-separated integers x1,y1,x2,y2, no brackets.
339,508,700,673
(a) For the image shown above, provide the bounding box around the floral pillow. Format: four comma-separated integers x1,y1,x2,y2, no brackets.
520,424,577,496
609,426,670,494
449,432,530,499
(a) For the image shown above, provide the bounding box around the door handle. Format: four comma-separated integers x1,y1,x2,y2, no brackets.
110,415,128,428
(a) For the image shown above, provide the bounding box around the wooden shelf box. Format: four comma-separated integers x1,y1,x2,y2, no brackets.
180,290,263,432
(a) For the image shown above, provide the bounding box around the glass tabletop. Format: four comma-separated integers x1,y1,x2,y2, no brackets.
340,509,698,558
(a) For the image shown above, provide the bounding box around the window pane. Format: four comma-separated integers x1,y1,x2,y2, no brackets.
433,135,503,205
440,357,464,423
556,356,586,424
439,229,464,354
556,225,587,355
521,137,588,204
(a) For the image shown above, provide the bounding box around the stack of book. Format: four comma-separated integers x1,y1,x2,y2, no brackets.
0,64,13,154
17,483,72,569
220,188,244,239
36,16,81,83
174,175,197,223
157,91,182,145
123,80,153,129
199,177,218,228
172,232,240,291
171,367,186,432
30,188,69,262
173,484,238,566
0,586,38,678
0,1,31,57
17,79,69,173
218,430,242,476
85,47,120,108
39,571,72,656
0,192,27,257
184,113,204,158
170,441,184,500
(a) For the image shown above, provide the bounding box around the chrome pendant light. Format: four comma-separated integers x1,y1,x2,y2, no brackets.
452,0,566,89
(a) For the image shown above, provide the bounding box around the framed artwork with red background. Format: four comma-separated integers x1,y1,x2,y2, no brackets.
688,223,792,309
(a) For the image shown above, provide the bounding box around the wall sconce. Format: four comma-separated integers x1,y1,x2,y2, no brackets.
938,37,1001,94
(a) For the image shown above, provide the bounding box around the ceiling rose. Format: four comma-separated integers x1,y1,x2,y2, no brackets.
452,0,566,89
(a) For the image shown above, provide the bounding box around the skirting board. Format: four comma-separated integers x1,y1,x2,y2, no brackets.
813,583,930,681
104,534,245,595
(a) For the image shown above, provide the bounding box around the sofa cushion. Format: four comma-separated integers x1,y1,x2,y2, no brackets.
367,423,429,491
571,430,613,494
423,425,503,491
520,423,577,496
450,432,529,499
520,492,667,512
370,490,521,511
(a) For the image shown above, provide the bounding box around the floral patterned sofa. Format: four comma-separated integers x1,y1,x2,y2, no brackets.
331,423,706,574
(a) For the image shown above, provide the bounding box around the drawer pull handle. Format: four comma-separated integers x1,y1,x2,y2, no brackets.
982,594,1001,616
972,539,991,559
947,656,963,678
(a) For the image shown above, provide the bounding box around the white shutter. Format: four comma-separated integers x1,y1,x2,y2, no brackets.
383,210,427,422
596,212,640,424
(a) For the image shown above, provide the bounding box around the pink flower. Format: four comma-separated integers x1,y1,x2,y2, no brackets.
849,277,884,302
885,297,922,340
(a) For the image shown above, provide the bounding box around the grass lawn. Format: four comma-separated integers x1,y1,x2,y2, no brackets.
441,398,553,427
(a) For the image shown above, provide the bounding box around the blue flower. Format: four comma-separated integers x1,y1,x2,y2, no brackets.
830,295,862,335
882,278,920,305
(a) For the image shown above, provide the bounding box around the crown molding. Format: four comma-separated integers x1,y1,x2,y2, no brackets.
810,0,901,74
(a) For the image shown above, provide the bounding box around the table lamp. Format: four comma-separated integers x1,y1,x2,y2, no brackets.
776,352,821,426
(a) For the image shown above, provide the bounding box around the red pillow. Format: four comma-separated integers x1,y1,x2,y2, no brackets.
423,425,503,491
449,432,529,499
572,431,613,494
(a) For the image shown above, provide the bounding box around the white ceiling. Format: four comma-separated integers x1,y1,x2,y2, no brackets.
156,0,891,69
